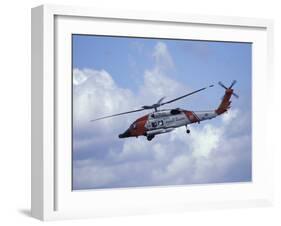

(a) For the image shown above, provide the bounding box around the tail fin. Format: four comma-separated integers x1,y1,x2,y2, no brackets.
215,89,233,115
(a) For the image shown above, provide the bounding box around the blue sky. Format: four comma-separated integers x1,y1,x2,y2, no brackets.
72,35,252,190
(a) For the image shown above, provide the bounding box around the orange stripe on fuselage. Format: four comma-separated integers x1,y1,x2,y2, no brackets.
184,110,199,123
192,111,201,122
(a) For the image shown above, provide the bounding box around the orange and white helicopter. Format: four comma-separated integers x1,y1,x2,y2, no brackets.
91,81,238,141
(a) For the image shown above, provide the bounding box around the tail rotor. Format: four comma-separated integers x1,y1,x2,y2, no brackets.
216,80,238,115
218,80,239,98
229,80,237,89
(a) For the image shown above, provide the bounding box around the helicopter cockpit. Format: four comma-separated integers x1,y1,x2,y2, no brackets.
130,122,137,129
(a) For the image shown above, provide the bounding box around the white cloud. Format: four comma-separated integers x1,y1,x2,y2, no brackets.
73,68,88,85
190,124,221,158
153,42,174,70
74,162,118,189
222,108,239,124
73,68,136,136
72,42,251,189
73,42,187,140
141,68,184,99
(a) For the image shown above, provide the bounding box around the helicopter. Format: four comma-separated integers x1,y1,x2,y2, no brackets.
91,81,238,141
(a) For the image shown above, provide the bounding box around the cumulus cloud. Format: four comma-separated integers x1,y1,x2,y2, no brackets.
73,68,134,127
153,42,174,70
72,42,252,190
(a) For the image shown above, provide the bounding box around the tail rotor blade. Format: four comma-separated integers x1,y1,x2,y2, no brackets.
229,80,237,89
233,92,239,98
218,81,228,89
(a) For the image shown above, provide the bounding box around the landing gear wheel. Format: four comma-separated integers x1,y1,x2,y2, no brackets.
147,135,155,141
185,125,190,134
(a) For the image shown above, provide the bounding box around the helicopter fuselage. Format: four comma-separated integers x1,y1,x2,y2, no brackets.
91,82,236,141
118,109,217,139
119,86,235,141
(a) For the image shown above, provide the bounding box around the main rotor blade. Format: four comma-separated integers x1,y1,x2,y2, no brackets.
157,96,166,105
160,84,214,106
229,80,237,89
218,81,228,89
90,108,145,122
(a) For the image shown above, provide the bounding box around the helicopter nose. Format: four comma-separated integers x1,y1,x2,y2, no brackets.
118,129,131,138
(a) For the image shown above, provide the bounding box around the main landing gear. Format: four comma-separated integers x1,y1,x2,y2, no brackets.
185,125,190,134
147,135,155,141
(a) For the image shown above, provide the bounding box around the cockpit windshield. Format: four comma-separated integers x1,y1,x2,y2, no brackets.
130,123,137,129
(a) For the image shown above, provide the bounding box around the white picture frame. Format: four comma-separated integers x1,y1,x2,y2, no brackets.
31,4,274,221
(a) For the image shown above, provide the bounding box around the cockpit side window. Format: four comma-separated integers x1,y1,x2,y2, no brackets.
131,123,137,129
170,109,181,115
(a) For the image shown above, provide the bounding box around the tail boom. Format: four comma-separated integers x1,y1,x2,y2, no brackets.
215,89,233,115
